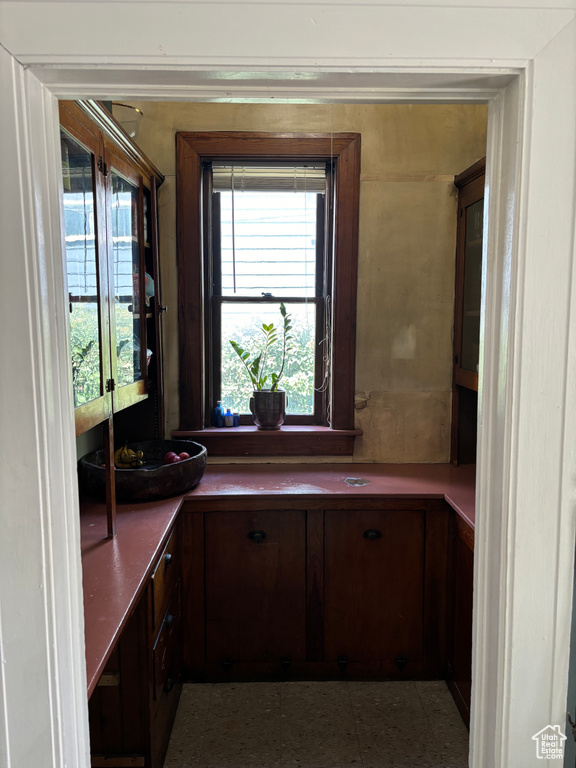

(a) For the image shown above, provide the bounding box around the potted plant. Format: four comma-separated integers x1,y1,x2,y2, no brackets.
229,303,292,430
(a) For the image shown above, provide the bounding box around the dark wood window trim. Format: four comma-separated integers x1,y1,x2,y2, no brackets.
175,132,361,455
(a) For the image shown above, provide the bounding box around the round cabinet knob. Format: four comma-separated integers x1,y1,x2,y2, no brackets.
247,530,266,543
164,677,174,693
164,553,173,566
363,529,382,541
166,614,174,628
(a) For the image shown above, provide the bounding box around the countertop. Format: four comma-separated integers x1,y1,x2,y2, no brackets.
81,495,183,697
184,463,476,529
81,462,475,696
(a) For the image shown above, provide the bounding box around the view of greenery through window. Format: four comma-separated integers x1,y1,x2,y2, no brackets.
63,159,140,406
216,184,322,415
221,303,316,415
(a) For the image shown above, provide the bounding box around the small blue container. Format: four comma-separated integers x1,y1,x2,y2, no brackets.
213,401,225,427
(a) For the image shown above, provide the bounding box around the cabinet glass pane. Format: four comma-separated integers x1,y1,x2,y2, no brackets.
461,198,483,372
111,171,142,388
61,129,102,408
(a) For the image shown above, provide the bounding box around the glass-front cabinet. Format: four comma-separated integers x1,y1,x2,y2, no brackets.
106,148,147,410
451,158,485,464
59,102,163,437
60,118,112,434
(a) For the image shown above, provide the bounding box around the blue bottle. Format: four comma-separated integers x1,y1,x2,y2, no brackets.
213,401,225,427
224,408,234,427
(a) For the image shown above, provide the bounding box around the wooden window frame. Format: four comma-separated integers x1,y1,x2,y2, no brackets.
175,132,361,455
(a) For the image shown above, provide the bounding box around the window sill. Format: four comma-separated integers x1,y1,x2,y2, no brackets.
172,426,362,457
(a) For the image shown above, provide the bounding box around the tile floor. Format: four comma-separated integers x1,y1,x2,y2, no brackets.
164,681,469,768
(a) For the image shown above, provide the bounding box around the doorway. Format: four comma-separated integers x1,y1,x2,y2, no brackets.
3,17,576,764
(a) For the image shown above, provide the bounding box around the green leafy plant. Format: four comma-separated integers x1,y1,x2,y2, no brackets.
229,303,292,391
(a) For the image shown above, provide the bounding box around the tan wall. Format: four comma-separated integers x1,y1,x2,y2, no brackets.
130,102,487,463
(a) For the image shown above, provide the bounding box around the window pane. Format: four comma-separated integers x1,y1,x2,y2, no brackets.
110,171,142,387
221,302,317,415
61,130,102,408
220,191,318,297
461,198,483,372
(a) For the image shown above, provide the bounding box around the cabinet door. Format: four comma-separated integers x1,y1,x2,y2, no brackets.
60,118,112,435
104,143,148,413
449,519,474,727
205,510,306,663
454,171,485,391
324,509,425,665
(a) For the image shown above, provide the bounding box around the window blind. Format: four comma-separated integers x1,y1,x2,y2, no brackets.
212,163,327,193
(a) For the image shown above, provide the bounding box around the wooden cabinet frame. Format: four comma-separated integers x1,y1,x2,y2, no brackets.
181,497,450,682
61,101,165,433
88,520,182,768
60,100,165,536
451,157,485,465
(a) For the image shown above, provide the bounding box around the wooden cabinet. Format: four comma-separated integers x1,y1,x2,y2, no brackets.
88,522,182,768
451,157,485,464
447,514,474,728
182,499,450,681
204,510,306,664
324,509,425,669
60,101,164,436
61,101,165,534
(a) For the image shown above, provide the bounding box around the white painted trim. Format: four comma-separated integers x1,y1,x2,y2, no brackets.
2,3,573,65
0,47,90,768
471,72,524,768
2,4,576,768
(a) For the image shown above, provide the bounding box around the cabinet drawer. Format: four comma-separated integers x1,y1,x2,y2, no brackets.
153,585,181,703
151,524,180,631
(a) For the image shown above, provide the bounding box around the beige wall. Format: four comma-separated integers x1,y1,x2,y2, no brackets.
130,102,487,462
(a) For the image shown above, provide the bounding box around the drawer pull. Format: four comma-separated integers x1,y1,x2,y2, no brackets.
97,673,120,687
247,530,266,543
395,654,408,671
164,552,173,566
363,529,382,541
164,677,174,693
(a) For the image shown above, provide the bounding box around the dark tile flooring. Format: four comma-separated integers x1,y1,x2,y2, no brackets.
164,681,469,768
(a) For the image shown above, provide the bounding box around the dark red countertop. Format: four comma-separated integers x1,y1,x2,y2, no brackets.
81,496,183,697
184,463,476,529
81,463,475,696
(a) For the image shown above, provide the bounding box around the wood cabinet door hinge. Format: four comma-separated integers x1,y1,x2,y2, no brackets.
105,378,116,393
97,156,108,176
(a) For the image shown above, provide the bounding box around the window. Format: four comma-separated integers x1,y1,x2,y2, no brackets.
210,162,329,423
176,132,361,454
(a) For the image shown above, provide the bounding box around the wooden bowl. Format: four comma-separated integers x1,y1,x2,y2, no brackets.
79,439,207,501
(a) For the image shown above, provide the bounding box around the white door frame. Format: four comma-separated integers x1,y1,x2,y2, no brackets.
1,4,575,767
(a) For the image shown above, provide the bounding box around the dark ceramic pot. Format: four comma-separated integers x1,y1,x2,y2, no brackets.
249,390,286,430
79,439,207,501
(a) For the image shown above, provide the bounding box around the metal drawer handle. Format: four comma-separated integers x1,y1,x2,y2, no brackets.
247,530,266,543
363,529,382,541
